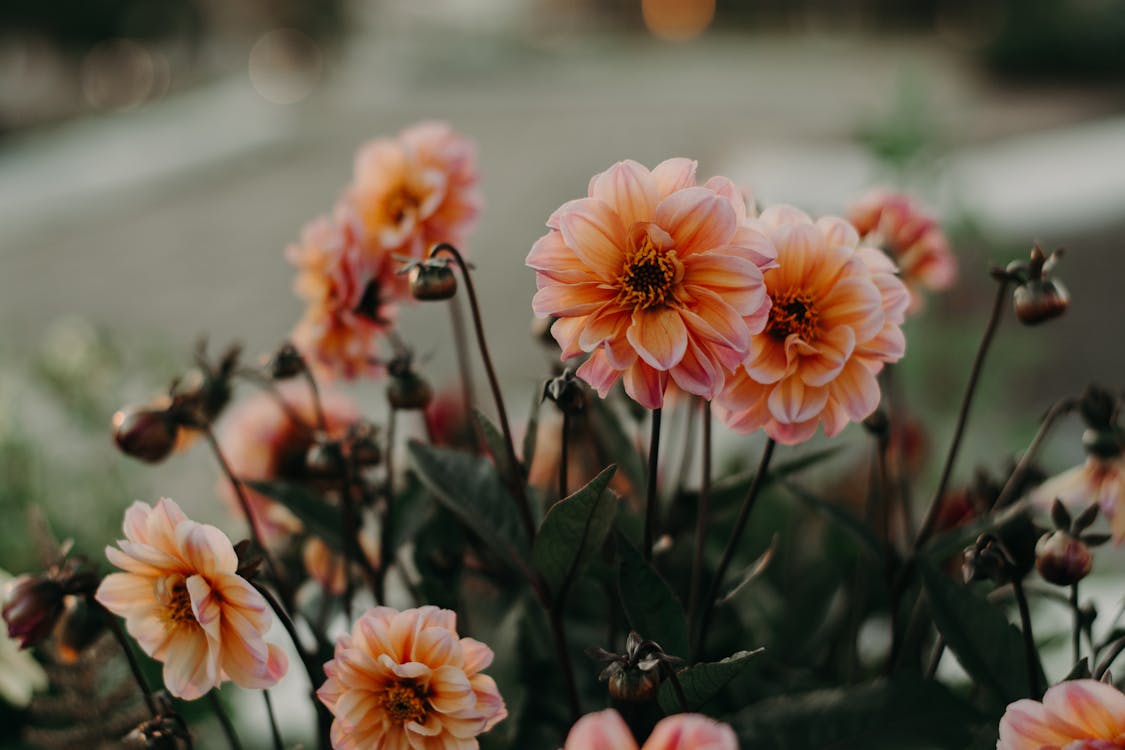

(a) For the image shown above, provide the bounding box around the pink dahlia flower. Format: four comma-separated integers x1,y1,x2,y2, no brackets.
527,158,775,409
1029,455,1125,543
95,498,288,700
565,708,737,750
717,205,909,444
349,120,481,260
849,188,956,312
998,679,1125,749
318,605,506,749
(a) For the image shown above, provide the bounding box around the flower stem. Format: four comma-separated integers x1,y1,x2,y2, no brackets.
992,396,1079,510
447,295,481,452
207,692,243,750
1071,582,1082,669
559,410,570,500
98,600,158,717
687,400,712,645
376,407,398,606
915,277,1011,551
1011,577,1041,697
233,368,315,435
431,243,535,541
696,437,776,656
643,408,663,563
300,361,327,433
548,605,582,723
263,690,284,750
1095,634,1125,680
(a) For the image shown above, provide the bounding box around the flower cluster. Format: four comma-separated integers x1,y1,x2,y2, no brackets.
289,122,480,379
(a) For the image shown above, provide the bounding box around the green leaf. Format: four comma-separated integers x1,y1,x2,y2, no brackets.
780,480,882,557
658,648,764,713
473,408,515,484
923,501,1031,564
588,398,646,496
387,476,434,554
245,480,343,551
736,676,980,749
718,536,778,606
617,535,689,659
532,466,618,603
407,440,532,579
710,447,844,516
919,560,1041,705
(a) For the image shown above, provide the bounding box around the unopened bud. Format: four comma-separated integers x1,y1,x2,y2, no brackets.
607,665,661,703
1014,279,1069,325
2,575,66,649
1082,428,1123,460
409,263,457,301
543,370,587,415
1079,386,1118,431
962,533,1014,584
306,440,345,477
387,371,433,410
113,407,179,463
269,343,305,380
1035,530,1092,586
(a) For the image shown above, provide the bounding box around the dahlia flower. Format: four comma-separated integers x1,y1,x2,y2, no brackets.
998,679,1125,749
95,498,288,700
849,189,956,312
716,205,909,444
1029,455,1125,543
216,382,359,544
288,207,398,380
349,120,481,259
318,605,506,749
527,158,774,409
565,708,737,750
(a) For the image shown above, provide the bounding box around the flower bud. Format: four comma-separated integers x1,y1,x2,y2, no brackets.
268,343,305,380
1035,530,1092,586
306,440,345,477
962,533,1014,584
409,263,457,301
543,370,587,415
606,664,661,703
1082,428,1123,460
113,407,179,463
387,371,434,410
2,575,66,649
1013,278,1069,325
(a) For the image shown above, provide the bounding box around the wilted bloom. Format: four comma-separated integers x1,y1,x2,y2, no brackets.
216,382,359,543
564,708,737,750
288,207,398,380
849,189,956,312
95,498,288,700
317,605,506,749
717,205,909,445
349,121,481,260
528,158,774,409
0,570,48,708
2,575,66,650
998,679,1125,749
1029,457,1125,543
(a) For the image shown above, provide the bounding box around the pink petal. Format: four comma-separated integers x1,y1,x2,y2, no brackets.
565,709,640,750
681,252,768,317
550,316,587,360
655,187,736,257
94,573,153,615
577,350,623,398
669,336,723,398
829,358,881,422
623,360,668,410
798,326,855,387
650,158,698,198
644,714,739,750
186,575,222,641
743,340,792,385
588,160,658,230
816,215,860,250
627,308,689,370
175,522,238,576
532,282,614,318
553,198,628,282
767,377,829,425
1042,679,1125,739
162,629,218,700
526,231,600,284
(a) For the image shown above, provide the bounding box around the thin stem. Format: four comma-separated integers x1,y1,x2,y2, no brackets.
560,411,570,500
377,408,398,606
263,690,284,750
643,408,663,562
672,398,699,502
548,606,582,722
431,244,535,540
339,459,356,619
300,363,327,432
993,396,1079,510
1011,577,1041,697
1096,634,1125,680
696,438,777,656
234,369,315,435
1072,582,1082,669
208,692,243,750
688,400,712,645
99,601,158,717
925,635,946,679
915,278,1011,551
447,296,481,451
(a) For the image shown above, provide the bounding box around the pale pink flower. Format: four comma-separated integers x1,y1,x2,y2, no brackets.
318,605,506,749
717,205,909,445
288,207,398,380
1029,456,1125,543
849,189,956,312
349,121,481,260
564,709,738,750
95,498,288,700
527,158,775,409
998,679,1125,749
216,382,359,544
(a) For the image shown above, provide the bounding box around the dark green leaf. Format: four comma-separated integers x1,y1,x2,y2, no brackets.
781,480,882,557
532,466,618,603
718,535,778,606
245,480,343,551
588,398,646,496
387,476,434,554
407,440,532,578
617,535,689,659
658,648,763,713
473,408,515,485
710,447,844,515
522,390,542,480
1064,657,1091,681
919,560,1041,705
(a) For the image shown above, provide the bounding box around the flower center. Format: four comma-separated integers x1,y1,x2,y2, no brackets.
381,682,427,725
766,290,820,341
156,575,196,627
617,238,678,310
386,185,423,226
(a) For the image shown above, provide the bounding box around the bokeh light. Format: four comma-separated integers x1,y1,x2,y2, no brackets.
642,0,716,41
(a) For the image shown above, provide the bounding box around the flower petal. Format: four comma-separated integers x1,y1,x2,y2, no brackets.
553,198,627,282
588,160,658,230
627,308,688,371
654,187,736,257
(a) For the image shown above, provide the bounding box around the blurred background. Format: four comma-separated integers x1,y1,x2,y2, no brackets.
2,0,1125,745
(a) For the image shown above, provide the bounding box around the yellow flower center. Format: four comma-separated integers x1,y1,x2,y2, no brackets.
381,682,427,725
617,238,679,310
386,184,424,226
766,290,820,341
156,575,196,627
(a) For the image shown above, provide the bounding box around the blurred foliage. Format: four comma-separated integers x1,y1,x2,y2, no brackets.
984,0,1125,81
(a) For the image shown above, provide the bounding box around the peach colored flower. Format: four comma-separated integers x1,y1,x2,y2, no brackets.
1029,456,1125,543
302,532,379,596
716,205,909,445
288,207,399,380
216,382,359,544
95,498,288,700
317,605,506,750
348,121,481,260
998,679,1125,749
849,189,956,312
527,158,775,409
564,709,737,750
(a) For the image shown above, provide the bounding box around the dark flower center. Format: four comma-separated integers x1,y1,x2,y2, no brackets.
381,681,428,725
617,238,678,310
766,290,819,341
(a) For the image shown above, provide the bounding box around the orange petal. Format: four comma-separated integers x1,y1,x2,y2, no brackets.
627,308,688,370
798,325,855,388
526,231,599,285
532,282,614,318
175,522,238,576
553,198,627,282
588,160,658,230
767,377,829,425
654,187,736,257
565,709,640,750
650,158,698,198
623,360,668,410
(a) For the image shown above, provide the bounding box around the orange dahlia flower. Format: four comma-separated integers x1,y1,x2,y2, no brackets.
998,679,1125,749
95,498,288,700
216,382,359,544
288,207,399,380
318,605,506,749
1029,455,1125,543
849,188,956,312
527,158,774,409
348,121,481,260
716,205,909,444
565,708,737,750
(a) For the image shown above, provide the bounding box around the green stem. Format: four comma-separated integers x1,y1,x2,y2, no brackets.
687,400,712,646
207,692,243,750
643,408,663,562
